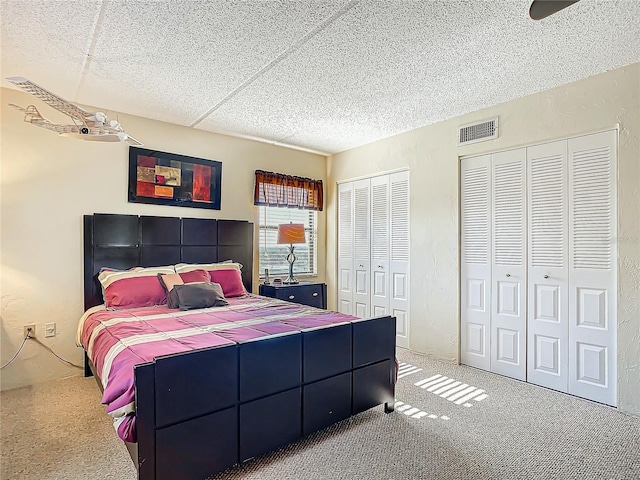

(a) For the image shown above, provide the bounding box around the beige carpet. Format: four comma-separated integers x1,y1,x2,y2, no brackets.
2,349,639,480
1,374,136,479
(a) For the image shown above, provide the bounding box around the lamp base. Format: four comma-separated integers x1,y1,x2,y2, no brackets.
283,244,298,284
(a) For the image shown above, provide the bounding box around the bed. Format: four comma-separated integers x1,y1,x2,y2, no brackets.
80,213,396,480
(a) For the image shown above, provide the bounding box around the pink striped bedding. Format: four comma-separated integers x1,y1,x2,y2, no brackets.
76,294,356,443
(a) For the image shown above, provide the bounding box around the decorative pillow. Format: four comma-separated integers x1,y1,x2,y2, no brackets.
157,273,184,294
179,269,211,283
168,282,229,311
98,266,175,309
174,262,243,274
158,270,211,308
209,269,247,298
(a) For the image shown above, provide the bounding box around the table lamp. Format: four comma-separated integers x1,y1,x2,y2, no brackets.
277,223,306,284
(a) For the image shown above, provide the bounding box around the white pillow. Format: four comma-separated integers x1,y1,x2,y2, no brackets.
174,262,243,274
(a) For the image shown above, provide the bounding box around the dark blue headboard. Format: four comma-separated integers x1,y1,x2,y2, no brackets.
83,213,253,310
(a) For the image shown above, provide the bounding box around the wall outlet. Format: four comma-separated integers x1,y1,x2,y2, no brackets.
23,324,35,338
45,322,56,338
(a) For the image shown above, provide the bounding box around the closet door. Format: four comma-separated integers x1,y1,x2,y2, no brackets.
527,140,569,392
353,179,371,318
389,170,410,349
490,149,527,380
337,182,354,315
370,174,390,317
568,130,617,406
461,155,492,371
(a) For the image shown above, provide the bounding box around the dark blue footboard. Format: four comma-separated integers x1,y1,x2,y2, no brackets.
133,315,396,480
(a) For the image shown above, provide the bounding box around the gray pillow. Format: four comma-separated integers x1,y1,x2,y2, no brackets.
168,282,229,310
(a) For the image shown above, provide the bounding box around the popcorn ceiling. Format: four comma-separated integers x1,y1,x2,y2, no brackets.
1,0,639,154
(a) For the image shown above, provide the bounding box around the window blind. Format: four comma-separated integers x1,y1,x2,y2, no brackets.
258,206,317,277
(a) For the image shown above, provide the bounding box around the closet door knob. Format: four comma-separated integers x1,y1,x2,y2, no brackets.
506,273,511,277
289,295,295,300
378,265,383,269
544,275,549,279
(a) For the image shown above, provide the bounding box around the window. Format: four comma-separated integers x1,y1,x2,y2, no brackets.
258,206,317,278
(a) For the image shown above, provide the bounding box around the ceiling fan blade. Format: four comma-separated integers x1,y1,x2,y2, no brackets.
529,0,581,20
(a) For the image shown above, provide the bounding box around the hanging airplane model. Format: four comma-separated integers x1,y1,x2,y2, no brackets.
6,76,142,145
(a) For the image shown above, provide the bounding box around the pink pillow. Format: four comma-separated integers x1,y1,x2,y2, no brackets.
99,266,174,309
104,276,167,309
179,269,211,284
209,269,247,297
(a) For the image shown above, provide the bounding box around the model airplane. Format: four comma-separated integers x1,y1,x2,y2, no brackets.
6,76,142,145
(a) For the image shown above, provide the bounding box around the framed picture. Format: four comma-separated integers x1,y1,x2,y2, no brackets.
128,147,222,210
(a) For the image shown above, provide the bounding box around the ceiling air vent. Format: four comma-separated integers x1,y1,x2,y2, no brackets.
458,117,499,146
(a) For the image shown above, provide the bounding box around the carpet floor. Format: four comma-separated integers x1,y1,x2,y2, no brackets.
2,348,639,479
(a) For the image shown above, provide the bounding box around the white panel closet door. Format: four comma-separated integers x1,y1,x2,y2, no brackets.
370,174,390,318
490,149,527,380
568,130,617,406
353,179,371,318
461,155,492,371
389,170,410,349
527,140,569,392
337,182,354,315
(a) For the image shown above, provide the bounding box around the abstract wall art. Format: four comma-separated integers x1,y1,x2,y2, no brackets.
128,147,222,210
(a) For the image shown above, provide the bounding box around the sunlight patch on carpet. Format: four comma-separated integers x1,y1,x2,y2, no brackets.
394,400,449,421
414,374,488,406
397,362,423,379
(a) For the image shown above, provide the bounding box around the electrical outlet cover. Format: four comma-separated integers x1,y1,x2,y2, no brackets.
45,322,56,338
23,324,35,338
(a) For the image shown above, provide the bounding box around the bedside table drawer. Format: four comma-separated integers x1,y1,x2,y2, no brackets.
259,282,327,309
275,284,325,309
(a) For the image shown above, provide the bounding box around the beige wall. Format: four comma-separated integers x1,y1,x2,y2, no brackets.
327,63,640,416
3,64,638,416
0,86,326,391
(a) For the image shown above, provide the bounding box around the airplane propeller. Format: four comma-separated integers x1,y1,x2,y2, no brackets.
87,112,107,124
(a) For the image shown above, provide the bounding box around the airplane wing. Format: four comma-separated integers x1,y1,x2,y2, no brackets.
7,77,91,122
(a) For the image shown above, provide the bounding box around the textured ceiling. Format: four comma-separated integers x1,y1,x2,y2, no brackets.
2,0,639,154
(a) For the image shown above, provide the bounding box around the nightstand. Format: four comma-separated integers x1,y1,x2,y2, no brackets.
259,282,327,309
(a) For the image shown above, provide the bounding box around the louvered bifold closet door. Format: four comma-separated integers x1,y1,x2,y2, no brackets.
389,170,410,348
337,182,354,315
527,140,569,393
370,174,390,318
353,179,371,318
461,155,492,371
568,130,617,406
490,149,527,380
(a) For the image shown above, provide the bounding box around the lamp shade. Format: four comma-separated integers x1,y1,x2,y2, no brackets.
277,223,306,244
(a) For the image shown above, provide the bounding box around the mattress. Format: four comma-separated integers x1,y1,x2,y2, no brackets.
76,294,356,442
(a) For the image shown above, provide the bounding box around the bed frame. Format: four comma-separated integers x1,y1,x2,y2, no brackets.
83,213,396,480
